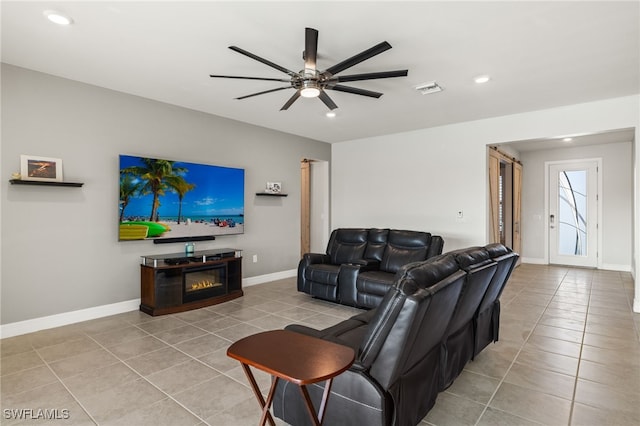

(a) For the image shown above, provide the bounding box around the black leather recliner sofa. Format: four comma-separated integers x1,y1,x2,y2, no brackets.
438,246,498,390
274,244,518,426
297,228,444,309
473,243,519,357
276,254,466,425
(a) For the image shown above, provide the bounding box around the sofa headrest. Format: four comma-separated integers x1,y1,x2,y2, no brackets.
364,228,390,261
327,228,369,264
388,229,431,247
378,230,432,273
367,228,390,244
485,243,512,258
332,228,369,244
427,235,445,258
395,254,459,294
453,247,491,270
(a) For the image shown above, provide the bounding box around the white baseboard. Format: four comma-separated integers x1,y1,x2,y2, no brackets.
634,297,640,313
520,258,632,272
1,269,298,338
0,299,140,339
243,269,296,287
599,263,632,272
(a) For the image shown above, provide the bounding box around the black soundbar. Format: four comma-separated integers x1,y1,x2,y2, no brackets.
153,235,216,244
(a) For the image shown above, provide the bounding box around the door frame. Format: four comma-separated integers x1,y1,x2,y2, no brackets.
544,158,603,268
488,147,522,256
300,158,330,256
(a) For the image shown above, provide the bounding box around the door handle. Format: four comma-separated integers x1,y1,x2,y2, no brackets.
550,214,555,229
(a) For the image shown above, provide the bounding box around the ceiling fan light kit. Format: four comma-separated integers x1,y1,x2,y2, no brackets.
210,27,408,111
300,81,320,98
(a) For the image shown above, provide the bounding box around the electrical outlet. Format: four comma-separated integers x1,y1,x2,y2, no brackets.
252,254,258,263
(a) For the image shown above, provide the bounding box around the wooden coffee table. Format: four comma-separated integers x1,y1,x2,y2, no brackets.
227,329,355,426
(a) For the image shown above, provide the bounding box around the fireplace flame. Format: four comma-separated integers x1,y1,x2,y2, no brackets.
189,280,221,291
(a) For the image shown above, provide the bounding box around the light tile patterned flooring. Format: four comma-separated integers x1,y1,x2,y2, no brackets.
1,264,639,425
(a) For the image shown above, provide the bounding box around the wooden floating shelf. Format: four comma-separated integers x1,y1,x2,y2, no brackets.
10,179,84,187
256,192,288,197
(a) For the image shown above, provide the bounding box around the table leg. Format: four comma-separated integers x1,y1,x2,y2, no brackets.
260,376,280,426
240,363,276,426
299,384,321,426
317,378,334,424
298,378,335,425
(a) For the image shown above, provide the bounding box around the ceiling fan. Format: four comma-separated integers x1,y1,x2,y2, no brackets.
209,27,408,111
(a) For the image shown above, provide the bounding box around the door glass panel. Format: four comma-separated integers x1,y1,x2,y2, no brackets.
558,170,587,256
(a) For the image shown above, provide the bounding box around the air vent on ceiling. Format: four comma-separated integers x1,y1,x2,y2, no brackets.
415,81,443,95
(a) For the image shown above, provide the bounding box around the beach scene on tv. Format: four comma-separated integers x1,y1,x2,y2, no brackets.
119,155,244,241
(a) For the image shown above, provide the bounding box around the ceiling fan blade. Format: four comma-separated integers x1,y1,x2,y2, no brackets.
229,46,297,76
236,86,292,100
304,27,318,72
331,70,408,83
318,91,338,110
210,74,291,82
328,84,383,99
280,91,301,110
324,41,392,76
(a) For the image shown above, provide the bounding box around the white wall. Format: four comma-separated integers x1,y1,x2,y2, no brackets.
519,142,632,269
1,64,330,326
332,95,639,310
332,122,488,249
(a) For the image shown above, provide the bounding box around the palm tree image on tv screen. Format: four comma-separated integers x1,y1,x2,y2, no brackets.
118,155,245,241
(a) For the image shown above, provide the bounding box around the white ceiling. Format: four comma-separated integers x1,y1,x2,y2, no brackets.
497,127,636,153
2,1,639,144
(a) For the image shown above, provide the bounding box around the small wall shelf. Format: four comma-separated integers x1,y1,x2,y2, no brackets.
10,179,84,187
256,192,288,197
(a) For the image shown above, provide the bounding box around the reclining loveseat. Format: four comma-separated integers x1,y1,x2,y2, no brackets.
274,243,518,426
297,228,444,309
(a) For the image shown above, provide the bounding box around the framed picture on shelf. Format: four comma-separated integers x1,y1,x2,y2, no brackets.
20,155,63,182
266,181,282,193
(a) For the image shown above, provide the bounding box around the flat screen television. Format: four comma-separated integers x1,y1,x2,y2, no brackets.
119,155,244,243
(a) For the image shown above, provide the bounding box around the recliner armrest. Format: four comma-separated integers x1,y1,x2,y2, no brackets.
338,263,362,306
302,252,331,266
338,259,380,306
285,323,324,338
349,361,368,372
297,253,332,292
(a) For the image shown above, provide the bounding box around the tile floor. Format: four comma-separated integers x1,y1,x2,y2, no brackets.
1,264,639,425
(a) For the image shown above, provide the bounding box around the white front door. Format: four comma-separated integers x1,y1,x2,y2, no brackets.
548,160,599,267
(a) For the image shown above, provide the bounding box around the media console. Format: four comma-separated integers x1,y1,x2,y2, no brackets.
140,248,242,316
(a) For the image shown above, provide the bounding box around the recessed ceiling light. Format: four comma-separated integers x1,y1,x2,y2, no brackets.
44,10,73,26
563,137,573,142
474,75,491,84
326,111,336,118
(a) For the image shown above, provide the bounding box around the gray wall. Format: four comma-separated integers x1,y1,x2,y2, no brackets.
520,141,633,268
1,64,330,324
